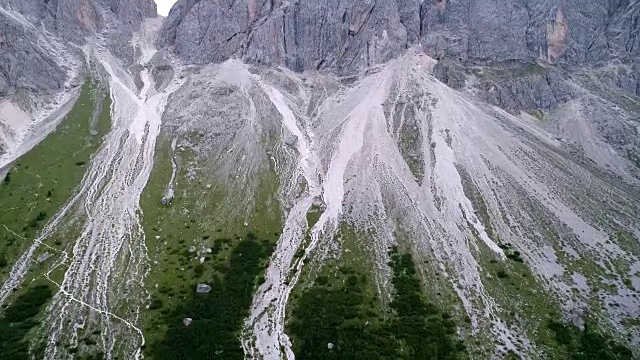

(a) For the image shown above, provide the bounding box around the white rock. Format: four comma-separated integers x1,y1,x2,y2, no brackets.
196,284,211,293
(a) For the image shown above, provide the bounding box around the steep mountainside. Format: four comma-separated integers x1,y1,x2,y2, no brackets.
1,1,640,360
160,0,640,69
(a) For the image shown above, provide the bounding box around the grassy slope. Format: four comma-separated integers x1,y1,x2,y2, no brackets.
0,284,52,359
0,79,112,358
288,241,467,360
140,136,282,359
0,79,110,279
457,165,635,359
0,80,110,279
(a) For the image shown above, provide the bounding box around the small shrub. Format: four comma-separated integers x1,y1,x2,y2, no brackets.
315,276,329,286
506,252,524,263
36,211,47,222
497,270,509,279
193,264,205,277
149,298,163,310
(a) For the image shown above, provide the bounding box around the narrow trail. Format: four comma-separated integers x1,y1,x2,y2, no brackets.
2,17,188,359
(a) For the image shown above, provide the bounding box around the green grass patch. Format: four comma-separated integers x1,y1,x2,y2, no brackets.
141,134,283,357
145,233,274,359
456,165,497,242
547,321,633,359
476,63,548,80
288,247,466,359
306,203,322,230
529,110,545,121
0,284,53,359
387,246,466,359
0,79,111,283
471,232,564,357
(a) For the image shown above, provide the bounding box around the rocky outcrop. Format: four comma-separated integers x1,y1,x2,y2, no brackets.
419,0,532,63
0,11,66,99
160,0,639,73
477,66,574,114
0,0,156,40
432,59,575,114
0,0,156,101
418,0,640,66
593,64,640,97
110,0,157,28
160,0,416,74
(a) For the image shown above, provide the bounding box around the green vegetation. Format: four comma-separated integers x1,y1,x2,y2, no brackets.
0,79,111,282
387,246,466,359
306,202,322,230
0,284,53,359
505,350,522,360
397,105,425,183
499,243,524,263
291,203,323,268
478,63,548,80
145,233,274,359
141,133,283,357
289,267,397,359
529,110,546,121
457,171,572,356
288,247,466,359
456,165,496,242
547,321,633,360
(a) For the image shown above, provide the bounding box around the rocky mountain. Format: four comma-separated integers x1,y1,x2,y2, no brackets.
160,0,640,69
1,1,639,360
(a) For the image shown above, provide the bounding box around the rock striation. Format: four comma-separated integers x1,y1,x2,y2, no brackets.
0,0,157,158
160,0,640,72
0,0,156,101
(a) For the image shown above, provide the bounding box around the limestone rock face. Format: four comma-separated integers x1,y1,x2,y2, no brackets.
0,0,156,100
0,0,156,158
0,14,65,99
0,0,156,38
109,0,158,28
160,0,639,72
418,0,639,66
160,0,418,74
